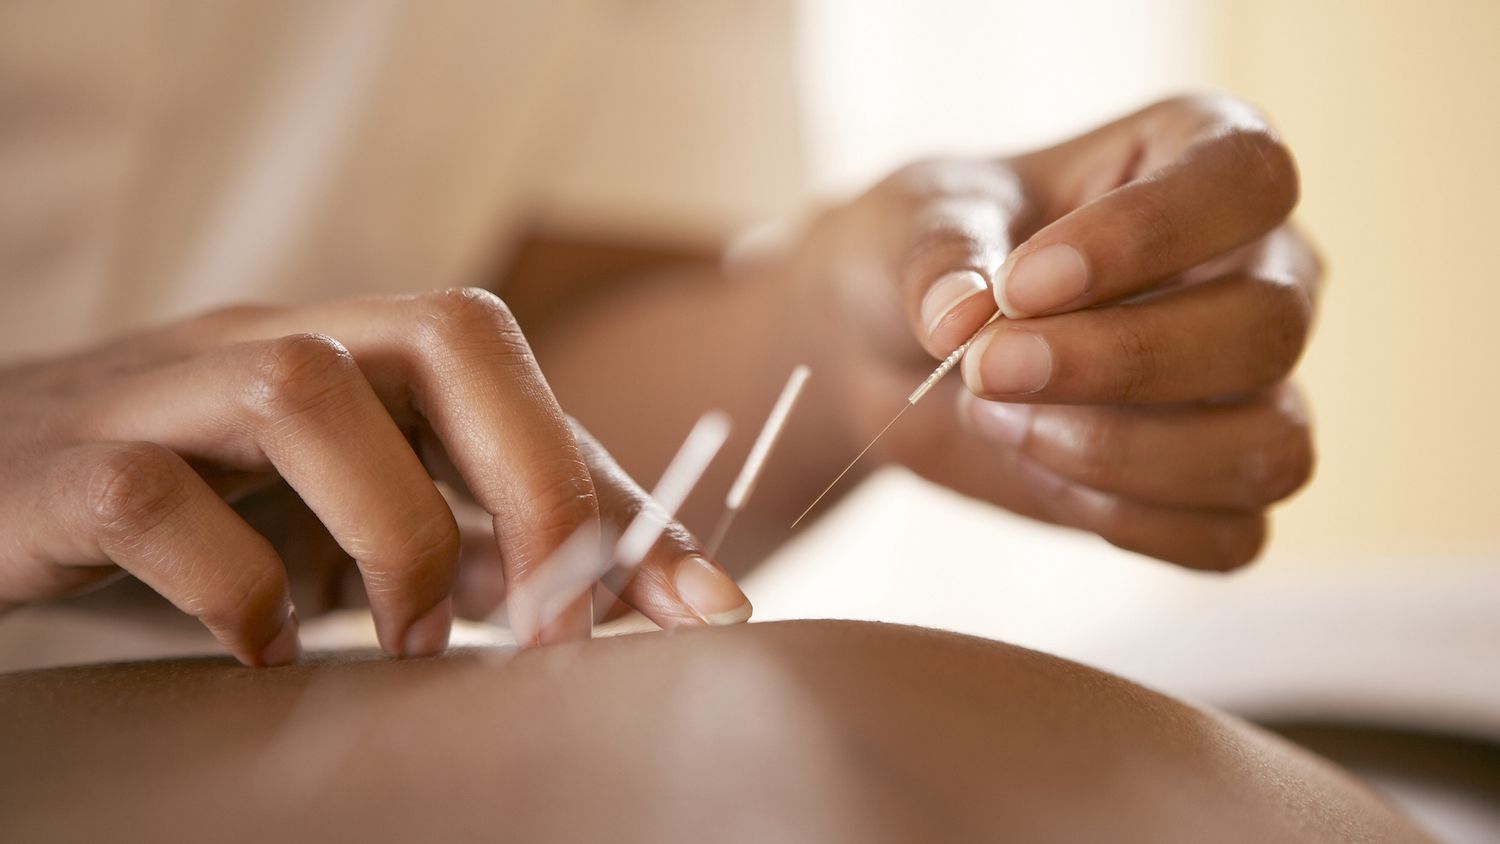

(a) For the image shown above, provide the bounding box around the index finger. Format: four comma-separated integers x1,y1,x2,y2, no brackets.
229,289,600,646
995,95,1299,318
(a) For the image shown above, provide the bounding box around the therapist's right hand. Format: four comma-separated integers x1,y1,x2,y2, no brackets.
0,288,749,667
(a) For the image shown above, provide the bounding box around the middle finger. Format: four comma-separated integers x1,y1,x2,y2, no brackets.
226,289,600,646
962,268,1313,405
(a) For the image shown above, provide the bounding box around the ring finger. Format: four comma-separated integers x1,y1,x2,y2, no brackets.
958,383,1314,510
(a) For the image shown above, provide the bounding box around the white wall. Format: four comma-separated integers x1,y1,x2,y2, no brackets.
792,0,1217,196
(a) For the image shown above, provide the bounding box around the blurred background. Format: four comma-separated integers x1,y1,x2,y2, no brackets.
2,0,1495,837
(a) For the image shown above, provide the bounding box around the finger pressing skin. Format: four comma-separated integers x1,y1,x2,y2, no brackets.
958,384,1314,510
997,97,1299,318
961,269,1314,404
86,334,460,657
34,443,298,666
573,422,750,629
222,289,601,646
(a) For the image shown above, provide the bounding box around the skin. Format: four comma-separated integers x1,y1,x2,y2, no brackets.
0,621,1431,843
0,94,1318,663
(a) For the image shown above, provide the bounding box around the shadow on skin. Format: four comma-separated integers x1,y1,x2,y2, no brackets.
0,620,1430,843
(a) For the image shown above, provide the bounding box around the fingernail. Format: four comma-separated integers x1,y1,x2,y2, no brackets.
962,330,1053,395
400,596,453,658
996,243,1088,317
966,399,1033,448
674,556,751,625
257,608,301,667
920,270,989,340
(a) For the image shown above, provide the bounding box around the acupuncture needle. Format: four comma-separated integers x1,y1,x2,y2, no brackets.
509,411,731,639
790,310,1003,528
706,365,811,556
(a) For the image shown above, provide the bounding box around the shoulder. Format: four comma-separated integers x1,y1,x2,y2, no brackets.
0,620,1428,843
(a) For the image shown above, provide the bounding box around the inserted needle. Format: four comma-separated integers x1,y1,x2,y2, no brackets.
514,411,731,637
790,311,1002,528
707,365,811,555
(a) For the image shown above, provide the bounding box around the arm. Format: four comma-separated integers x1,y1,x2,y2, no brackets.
524,252,857,573
530,94,1321,574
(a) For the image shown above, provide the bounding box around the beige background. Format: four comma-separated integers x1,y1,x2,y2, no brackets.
1218,0,1500,558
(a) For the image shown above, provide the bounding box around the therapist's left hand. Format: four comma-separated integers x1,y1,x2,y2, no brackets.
795,93,1320,570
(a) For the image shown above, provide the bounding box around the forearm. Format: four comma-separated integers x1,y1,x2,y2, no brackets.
529,248,861,572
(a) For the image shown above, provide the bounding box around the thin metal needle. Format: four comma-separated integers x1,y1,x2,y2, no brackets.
707,365,811,555
507,411,731,639
616,411,732,567
790,402,909,528
790,311,1002,529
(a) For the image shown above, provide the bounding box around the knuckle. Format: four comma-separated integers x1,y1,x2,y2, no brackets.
501,462,600,579
1154,93,1299,221
407,507,463,568
1206,517,1267,572
425,286,513,322
1105,313,1162,401
1070,485,1127,540
1250,281,1314,387
371,507,461,588
86,443,188,534
1221,127,1299,218
530,463,600,543
189,573,281,638
1243,409,1316,505
246,333,357,419
1123,189,1183,271
1063,421,1127,490
419,287,516,337
415,288,532,367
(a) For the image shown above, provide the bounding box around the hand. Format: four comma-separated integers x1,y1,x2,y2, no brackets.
0,289,749,666
800,94,1319,569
